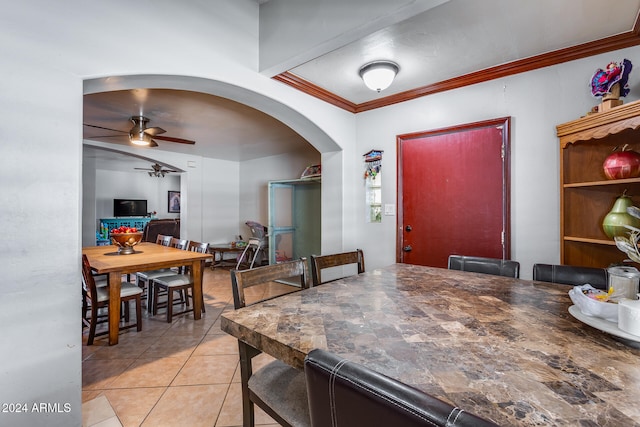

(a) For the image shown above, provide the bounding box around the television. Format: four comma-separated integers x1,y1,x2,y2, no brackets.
113,199,147,217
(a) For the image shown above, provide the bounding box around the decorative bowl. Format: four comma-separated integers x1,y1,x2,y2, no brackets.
110,232,143,255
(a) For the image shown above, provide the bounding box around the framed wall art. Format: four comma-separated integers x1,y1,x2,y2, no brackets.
168,191,181,213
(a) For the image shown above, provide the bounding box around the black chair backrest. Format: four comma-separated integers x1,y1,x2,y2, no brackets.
448,255,520,278
310,249,365,286
304,349,499,427
532,263,608,290
230,258,309,309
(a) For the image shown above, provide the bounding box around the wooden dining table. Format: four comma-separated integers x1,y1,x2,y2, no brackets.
83,242,211,345
221,263,640,426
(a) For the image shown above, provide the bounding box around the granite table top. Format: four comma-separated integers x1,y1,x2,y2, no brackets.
220,263,640,426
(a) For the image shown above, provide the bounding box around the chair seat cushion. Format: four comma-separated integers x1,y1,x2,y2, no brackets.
95,282,143,302
154,274,192,287
137,269,174,280
248,360,310,427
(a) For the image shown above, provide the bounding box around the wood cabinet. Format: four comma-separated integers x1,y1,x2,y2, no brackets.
557,100,640,268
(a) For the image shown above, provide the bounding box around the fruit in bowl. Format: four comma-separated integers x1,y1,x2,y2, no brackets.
110,226,143,255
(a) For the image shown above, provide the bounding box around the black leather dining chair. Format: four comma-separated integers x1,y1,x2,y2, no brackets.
448,254,520,278
304,348,499,427
532,263,608,289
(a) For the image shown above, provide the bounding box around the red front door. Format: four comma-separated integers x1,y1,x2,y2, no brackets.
397,118,511,267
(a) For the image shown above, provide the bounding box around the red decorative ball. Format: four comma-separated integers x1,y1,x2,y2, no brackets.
603,146,640,180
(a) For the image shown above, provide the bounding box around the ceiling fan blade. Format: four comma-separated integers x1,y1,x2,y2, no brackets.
133,168,153,171
149,139,159,147
154,135,196,145
83,124,127,133
144,126,166,136
87,135,126,138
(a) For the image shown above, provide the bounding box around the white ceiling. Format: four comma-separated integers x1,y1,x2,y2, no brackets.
83,0,640,170
290,0,640,104
83,89,315,168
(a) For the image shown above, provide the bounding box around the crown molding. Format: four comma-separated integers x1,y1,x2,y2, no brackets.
274,13,640,114
273,72,358,113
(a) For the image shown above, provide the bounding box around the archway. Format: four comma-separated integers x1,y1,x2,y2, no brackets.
83,74,344,252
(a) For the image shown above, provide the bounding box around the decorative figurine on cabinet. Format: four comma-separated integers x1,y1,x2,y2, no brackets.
590,59,632,112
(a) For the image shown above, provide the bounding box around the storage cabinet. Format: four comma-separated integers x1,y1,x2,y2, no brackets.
268,178,321,264
557,100,640,268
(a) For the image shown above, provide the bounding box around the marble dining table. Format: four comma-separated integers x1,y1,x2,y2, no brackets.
220,263,640,426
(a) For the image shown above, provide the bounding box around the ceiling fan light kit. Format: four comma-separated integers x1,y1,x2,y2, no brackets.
359,60,399,92
84,115,196,148
135,162,178,178
129,116,161,147
130,131,154,146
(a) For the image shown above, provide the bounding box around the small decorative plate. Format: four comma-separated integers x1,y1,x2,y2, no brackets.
569,305,640,347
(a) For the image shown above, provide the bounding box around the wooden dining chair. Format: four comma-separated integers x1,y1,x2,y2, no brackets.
230,258,311,427
81,254,142,345
533,263,608,290
304,348,499,427
135,234,174,307
310,249,364,286
447,254,520,278
152,240,209,323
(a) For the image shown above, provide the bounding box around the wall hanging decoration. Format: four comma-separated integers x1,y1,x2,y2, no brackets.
363,149,383,179
590,59,632,113
168,191,181,213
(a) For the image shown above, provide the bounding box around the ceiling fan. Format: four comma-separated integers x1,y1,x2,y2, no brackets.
135,163,179,177
83,115,196,147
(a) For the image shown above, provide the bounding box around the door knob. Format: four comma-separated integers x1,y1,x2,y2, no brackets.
403,245,412,252
405,225,412,232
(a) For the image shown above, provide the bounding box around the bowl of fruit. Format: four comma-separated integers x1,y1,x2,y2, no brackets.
109,226,143,255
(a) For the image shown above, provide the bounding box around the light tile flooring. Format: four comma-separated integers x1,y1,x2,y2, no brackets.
82,267,296,427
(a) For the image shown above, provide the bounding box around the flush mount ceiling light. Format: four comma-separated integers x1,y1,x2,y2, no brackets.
359,60,399,92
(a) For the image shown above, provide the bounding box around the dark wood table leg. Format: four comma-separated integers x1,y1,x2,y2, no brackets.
108,271,122,345
191,260,203,320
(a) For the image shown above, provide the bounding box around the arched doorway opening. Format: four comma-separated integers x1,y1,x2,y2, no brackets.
83,75,343,253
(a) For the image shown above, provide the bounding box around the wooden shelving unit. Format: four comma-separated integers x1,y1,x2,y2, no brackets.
557,99,640,268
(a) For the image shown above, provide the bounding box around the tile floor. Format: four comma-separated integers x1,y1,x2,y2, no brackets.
82,267,297,427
